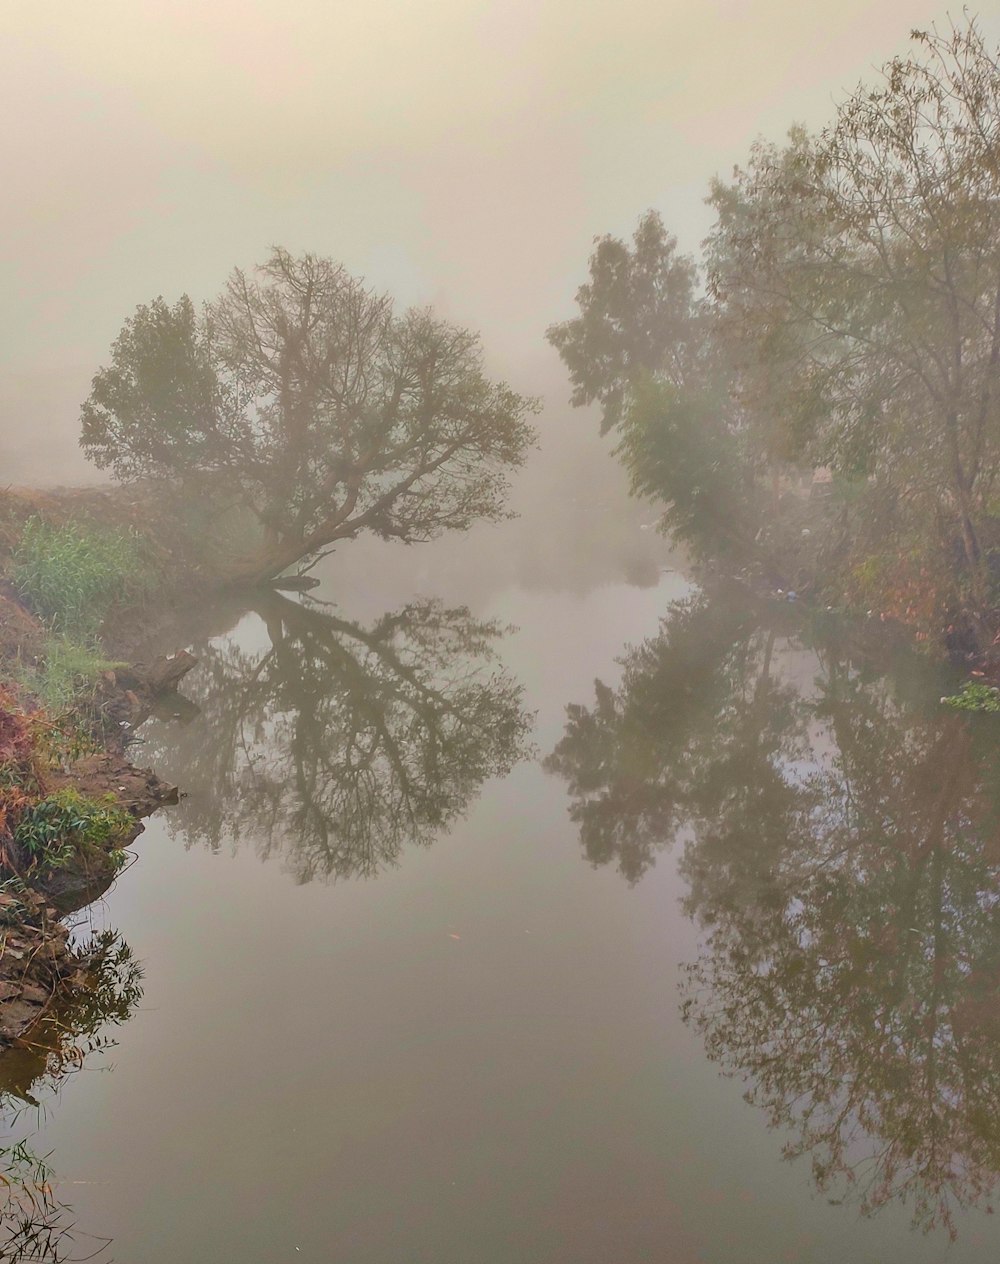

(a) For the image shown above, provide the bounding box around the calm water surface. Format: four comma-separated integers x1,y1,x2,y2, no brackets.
4,500,1000,1262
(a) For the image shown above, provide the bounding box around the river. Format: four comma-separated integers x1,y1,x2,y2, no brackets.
3,448,1000,1262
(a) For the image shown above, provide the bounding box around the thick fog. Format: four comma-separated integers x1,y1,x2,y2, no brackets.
1,0,981,485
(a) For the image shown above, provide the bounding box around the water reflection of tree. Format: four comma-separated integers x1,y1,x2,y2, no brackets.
0,932,143,1261
148,594,532,882
546,591,1000,1237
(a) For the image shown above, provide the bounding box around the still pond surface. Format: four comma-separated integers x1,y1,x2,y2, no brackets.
4,483,1000,1263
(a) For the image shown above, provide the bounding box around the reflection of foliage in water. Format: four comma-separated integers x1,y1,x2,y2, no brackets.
546,590,1000,1238
147,594,533,883
0,932,143,1262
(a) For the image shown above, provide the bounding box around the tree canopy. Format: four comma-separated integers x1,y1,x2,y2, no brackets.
546,212,702,435
549,17,1000,637
706,20,1000,606
81,249,536,584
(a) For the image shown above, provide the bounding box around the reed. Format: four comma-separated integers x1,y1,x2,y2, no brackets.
12,517,151,641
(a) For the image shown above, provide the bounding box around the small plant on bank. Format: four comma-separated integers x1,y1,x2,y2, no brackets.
0,877,32,925
941,681,1000,713
0,691,42,869
12,516,152,640
13,789,134,875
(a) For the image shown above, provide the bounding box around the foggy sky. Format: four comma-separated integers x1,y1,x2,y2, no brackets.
2,0,990,483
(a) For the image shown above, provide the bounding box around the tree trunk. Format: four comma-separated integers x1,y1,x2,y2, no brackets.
224,535,329,588
138,650,199,693
945,417,991,616
954,493,992,630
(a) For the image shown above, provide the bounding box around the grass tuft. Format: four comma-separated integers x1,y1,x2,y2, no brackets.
13,637,126,718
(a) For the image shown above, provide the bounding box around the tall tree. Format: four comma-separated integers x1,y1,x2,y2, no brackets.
551,18,1000,633
707,19,1000,611
546,211,703,435
81,249,536,584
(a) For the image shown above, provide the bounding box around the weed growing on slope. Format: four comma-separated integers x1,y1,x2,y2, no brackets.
0,691,133,881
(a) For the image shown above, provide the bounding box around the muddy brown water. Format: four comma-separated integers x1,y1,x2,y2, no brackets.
4,506,1000,1262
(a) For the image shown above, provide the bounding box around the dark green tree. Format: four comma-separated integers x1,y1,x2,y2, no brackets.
82,250,536,584
546,208,773,565
546,211,703,435
614,377,767,565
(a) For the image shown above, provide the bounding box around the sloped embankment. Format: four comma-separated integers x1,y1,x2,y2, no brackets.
0,578,194,1049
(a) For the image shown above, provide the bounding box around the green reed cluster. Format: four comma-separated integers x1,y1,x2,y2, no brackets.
13,516,151,641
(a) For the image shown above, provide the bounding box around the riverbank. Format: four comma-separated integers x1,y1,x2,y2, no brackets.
0,492,197,1048
680,468,1000,688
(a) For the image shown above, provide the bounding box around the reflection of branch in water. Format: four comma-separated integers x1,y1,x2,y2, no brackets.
146,594,533,883
0,933,143,1263
546,589,1000,1238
